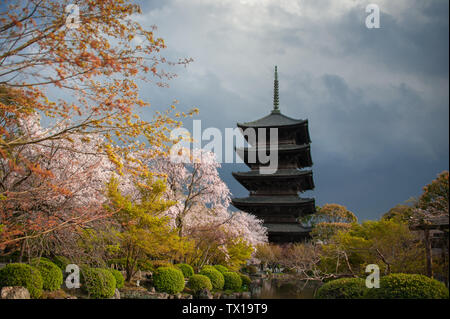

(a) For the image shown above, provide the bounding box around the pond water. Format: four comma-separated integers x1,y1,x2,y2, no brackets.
250,276,322,299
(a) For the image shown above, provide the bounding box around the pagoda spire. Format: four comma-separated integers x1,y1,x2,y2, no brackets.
272,65,280,113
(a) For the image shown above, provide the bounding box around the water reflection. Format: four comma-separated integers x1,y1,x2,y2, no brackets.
251,276,322,299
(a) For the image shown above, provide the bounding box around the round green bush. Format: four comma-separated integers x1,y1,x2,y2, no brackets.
239,273,251,288
82,268,116,298
107,268,124,289
176,263,194,278
213,265,229,274
0,263,43,298
188,274,213,293
201,265,216,272
223,272,242,291
30,258,63,292
200,268,225,290
365,273,449,299
51,256,71,271
316,277,367,299
153,267,185,294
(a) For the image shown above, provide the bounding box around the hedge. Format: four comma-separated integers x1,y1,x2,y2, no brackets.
107,268,125,289
188,274,213,293
82,268,116,298
0,263,44,298
213,265,229,274
365,273,449,299
30,258,63,291
316,277,368,299
176,263,194,278
153,267,185,294
239,273,251,288
200,268,225,290
51,256,71,271
223,272,242,291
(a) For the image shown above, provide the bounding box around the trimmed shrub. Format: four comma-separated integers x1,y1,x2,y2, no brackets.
239,273,251,288
0,263,43,298
51,256,71,271
107,268,125,289
223,272,242,291
153,267,185,294
188,274,213,293
316,278,367,299
201,265,216,272
82,268,116,298
200,268,225,290
176,263,194,278
213,265,228,274
365,273,449,299
30,258,63,292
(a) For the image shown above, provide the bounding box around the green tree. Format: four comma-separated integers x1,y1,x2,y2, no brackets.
106,177,182,281
304,204,357,243
321,219,425,276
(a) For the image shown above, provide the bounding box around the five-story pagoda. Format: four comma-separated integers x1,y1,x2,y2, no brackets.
231,66,315,243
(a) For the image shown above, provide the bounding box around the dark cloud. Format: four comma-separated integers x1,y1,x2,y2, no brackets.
136,0,449,220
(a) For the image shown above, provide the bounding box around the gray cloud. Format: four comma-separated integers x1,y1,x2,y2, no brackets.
135,0,449,220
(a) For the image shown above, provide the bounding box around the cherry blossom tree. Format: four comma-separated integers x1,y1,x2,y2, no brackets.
150,149,267,266
0,114,115,256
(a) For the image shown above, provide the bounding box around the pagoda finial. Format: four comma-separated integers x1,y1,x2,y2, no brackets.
272,65,280,113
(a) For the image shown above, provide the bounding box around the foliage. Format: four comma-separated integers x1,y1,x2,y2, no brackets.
153,267,185,294
51,256,71,271
199,267,225,290
241,265,258,275
382,204,413,223
82,268,116,299
320,219,425,276
365,273,449,299
239,273,251,288
148,260,174,269
188,274,213,293
222,238,253,271
418,171,449,212
0,0,196,251
255,244,284,269
107,268,125,289
316,277,368,299
176,263,194,278
0,263,43,298
106,176,184,281
152,151,267,267
108,258,155,272
222,272,242,291
306,204,357,243
213,265,229,274
30,258,63,291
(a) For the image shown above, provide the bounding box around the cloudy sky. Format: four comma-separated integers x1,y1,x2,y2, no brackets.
133,0,448,221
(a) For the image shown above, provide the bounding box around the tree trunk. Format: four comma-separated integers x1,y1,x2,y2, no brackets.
424,229,433,278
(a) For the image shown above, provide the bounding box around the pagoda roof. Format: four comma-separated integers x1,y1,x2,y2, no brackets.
264,223,312,233
235,143,310,153
237,111,307,129
232,196,314,206
232,169,314,190
232,169,312,178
